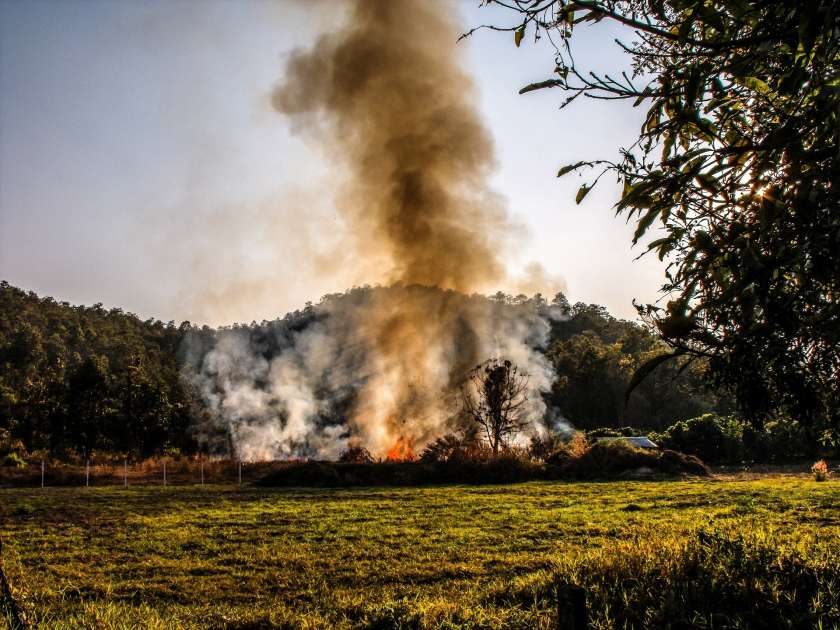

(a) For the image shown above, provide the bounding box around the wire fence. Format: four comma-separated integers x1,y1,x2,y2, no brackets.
0,458,284,488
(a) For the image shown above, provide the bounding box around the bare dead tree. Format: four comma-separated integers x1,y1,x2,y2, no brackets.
461,359,530,455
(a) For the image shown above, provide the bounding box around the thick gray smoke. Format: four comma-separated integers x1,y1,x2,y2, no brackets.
183,0,567,459
184,288,564,460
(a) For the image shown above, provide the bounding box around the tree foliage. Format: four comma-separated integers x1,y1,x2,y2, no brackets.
480,1,840,440
0,281,197,458
544,297,728,429
652,412,820,463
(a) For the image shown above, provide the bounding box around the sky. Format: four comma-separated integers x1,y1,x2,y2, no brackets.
0,0,665,326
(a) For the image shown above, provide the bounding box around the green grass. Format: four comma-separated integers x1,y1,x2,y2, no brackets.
1,478,839,628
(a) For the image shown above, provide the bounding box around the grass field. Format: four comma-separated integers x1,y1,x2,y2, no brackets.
1,478,839,629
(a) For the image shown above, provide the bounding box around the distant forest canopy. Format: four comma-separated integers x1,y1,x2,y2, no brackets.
0,280,728,459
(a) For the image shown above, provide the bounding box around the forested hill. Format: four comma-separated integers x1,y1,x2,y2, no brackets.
0,281,727,458
0,281,196,457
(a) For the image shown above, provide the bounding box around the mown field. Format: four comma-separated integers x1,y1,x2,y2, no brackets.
1,478,839,629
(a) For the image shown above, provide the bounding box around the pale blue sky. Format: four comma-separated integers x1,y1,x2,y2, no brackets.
0,0,663,325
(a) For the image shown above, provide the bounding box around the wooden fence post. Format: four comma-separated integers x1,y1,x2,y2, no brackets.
124,458,128,488
557,582,587,630
40,460,44,489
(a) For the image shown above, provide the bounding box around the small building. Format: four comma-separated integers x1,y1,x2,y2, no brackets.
596,436,658,449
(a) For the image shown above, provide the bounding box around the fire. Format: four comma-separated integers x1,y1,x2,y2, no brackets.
386,436,416,462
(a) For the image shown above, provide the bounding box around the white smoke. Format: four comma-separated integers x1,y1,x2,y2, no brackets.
183,286,567,460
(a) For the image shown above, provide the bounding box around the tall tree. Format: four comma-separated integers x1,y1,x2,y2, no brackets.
478,1,840,442
64,356,114,457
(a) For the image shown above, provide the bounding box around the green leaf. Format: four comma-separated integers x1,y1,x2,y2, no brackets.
557,162,586,178
633,207,659,243
647,237,672,251
735,76,770,94
648,237,674,260
695,173,719,193
514,25,525,48
519,79,564,94
575,184,592,204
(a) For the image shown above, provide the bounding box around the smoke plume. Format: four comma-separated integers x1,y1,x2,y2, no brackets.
273,0,510,292
184,0,564,459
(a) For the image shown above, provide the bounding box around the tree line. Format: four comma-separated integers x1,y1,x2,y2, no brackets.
0,281,731,460
0,282,198,458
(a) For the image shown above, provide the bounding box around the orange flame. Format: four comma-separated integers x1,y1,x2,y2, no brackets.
386,436,416,462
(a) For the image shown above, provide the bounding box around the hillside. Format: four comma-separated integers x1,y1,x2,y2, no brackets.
0,281,196,458
0,281,726,459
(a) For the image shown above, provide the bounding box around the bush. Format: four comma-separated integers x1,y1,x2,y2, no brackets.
255,431,709,487
655,414,744,463
812,460,830,482
758,417,812,462
657,449,710,476
585,426,642,440
528,433,565,461
420,432,486,463
255,441,710,487
0,428,26,458
338,445,374,464
544,432,588,467
653,414,828,464
2,452,27,468
551,440,710,479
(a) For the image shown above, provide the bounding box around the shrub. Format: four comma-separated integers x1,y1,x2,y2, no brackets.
528,433,566,461
2,452,27,468
338,445,374,464
656,414,744,463
544,432,587,467
565,432,588,458
562,441,654,478
585,426,641,439
760,417,812,462
657,449,710,476
420,432,490,463
653,414,829,464
549,440,710,479
812,460,830,482
0,428,26,458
